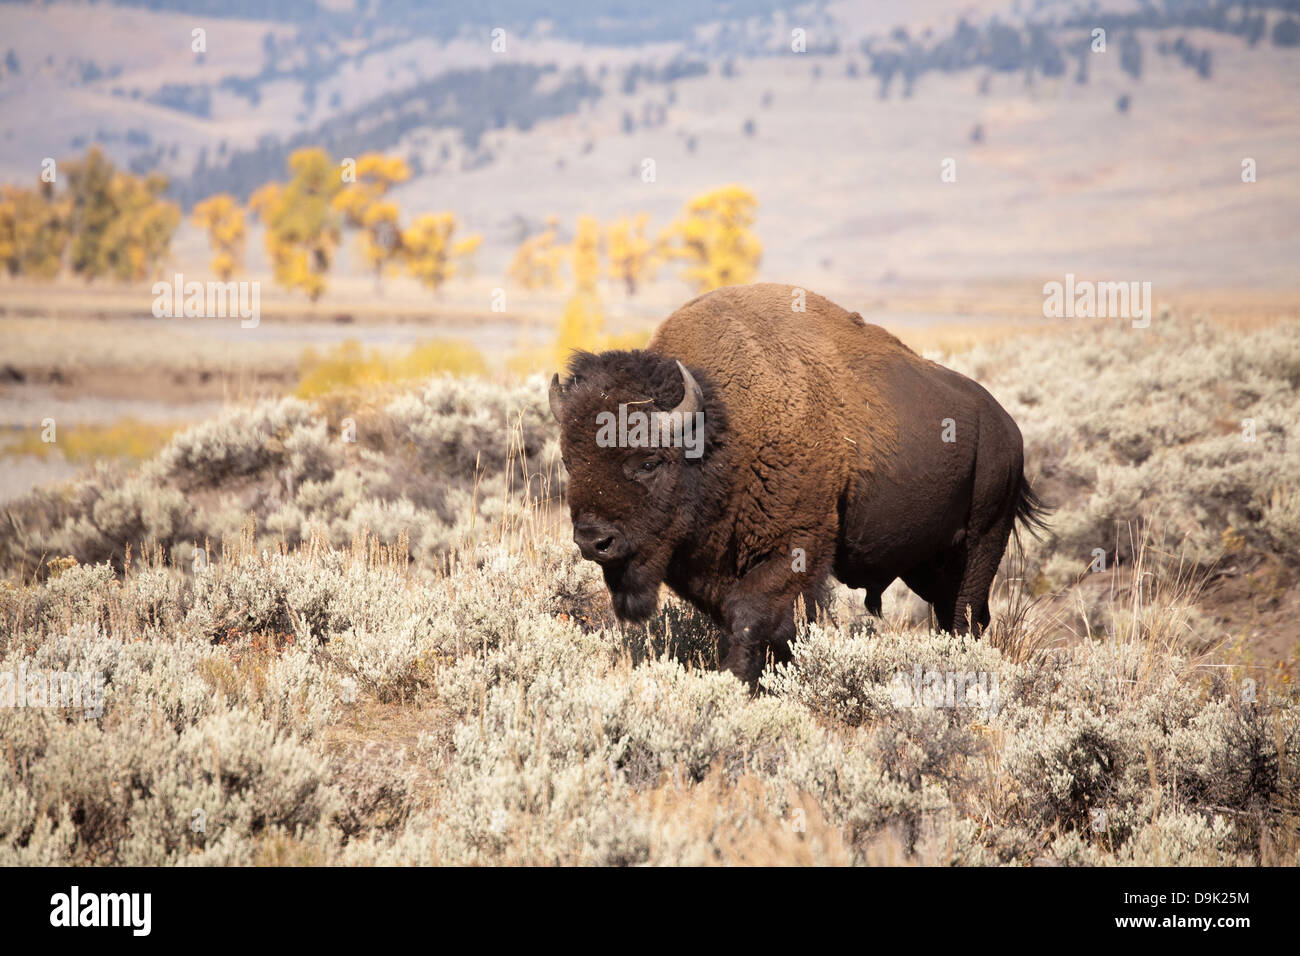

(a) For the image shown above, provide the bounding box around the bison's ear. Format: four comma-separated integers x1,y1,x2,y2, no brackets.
548,374,566,423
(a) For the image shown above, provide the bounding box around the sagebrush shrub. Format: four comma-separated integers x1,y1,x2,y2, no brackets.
2,319,1298,865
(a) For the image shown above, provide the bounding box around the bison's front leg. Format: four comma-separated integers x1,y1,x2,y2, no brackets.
719,554,821,690
720,599,796,689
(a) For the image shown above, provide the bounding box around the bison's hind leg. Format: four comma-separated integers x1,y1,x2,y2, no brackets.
902,559,961,634
952,519,1016,635
904,507,1019,637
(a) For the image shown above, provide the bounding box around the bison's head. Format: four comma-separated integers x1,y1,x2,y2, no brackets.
549,351,722,621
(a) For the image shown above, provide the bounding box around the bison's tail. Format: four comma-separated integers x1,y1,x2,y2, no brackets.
1013,474,1051,542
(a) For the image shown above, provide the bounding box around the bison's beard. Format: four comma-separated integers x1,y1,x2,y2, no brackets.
602,550,670,621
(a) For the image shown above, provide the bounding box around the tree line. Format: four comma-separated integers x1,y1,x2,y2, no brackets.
0,146,762,306
0,148,179,282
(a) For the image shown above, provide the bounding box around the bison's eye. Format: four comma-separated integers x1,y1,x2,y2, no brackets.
624,457,665,482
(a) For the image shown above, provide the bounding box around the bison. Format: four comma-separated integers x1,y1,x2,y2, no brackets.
548,283,1047,687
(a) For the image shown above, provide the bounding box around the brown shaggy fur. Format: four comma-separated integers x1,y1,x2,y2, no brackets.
551,283,1047,687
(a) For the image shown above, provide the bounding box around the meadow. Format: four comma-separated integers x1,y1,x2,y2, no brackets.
1,309,1297,865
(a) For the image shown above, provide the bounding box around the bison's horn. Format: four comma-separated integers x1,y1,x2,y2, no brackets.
666,360,703,419
548,374,565,423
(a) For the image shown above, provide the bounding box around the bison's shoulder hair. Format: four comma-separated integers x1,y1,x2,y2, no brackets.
647,283,908,472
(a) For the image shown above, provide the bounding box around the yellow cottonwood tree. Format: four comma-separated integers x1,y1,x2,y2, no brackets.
662,185,761,292
100,171,180,282
63,146,117,280
249,148,343,300
191,193,246,280
606,212,659,294
332,154,410,227
554,216,606,363
0,182,69,279
507,213,650,377
360,200,403,285
507,216,565,291
332,153,410,290
0,188,16,275
60,147,178,282
570,215,601,292
402,212,481,292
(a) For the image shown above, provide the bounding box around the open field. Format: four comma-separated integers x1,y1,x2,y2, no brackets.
2,308,1297,866
1,0,1297,877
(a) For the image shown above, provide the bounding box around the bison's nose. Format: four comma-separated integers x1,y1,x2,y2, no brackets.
574,521,622,562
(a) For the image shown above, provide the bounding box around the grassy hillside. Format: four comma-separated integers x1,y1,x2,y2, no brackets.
1,312,1297,865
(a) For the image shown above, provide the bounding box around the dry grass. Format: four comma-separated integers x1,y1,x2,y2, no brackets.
1076,522,1221,690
